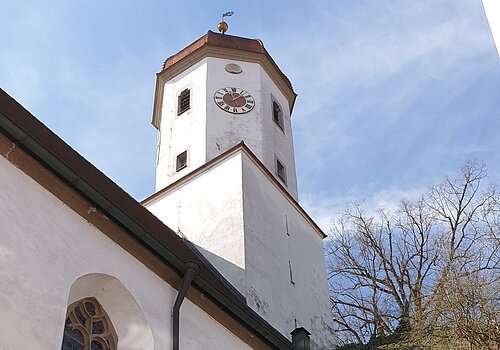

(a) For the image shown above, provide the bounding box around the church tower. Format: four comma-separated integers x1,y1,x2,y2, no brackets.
144,29,334,348
151,30,299,199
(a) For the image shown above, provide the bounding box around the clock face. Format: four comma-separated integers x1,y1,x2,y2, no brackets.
214,87,255,114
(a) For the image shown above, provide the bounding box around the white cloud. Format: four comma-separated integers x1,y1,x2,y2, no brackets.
259,0,500,207
300,185,426,234
2,0,497,202
266,0,494,168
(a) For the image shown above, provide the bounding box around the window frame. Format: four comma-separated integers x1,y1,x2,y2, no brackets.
177,88,191,116
175,150,188,172
61,297,117,350
275,156,287,186
271,95,284,132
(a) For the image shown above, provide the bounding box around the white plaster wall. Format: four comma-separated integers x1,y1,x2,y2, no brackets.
0,156,252,350
156,56,298,199
258,66,298,199
241,153,335,349
156,59,208,191
205,57,264,162
205,57,298,200
146,152,246,293
483,0,500,57
68,273,155,349
147,151,334,348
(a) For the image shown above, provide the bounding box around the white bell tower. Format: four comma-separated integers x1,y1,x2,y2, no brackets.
144,30,334,348
151,31,299,199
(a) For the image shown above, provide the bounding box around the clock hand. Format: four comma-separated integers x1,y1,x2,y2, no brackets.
232,93,245,103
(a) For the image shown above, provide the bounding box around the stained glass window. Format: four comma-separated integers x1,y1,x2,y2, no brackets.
61,298,117,350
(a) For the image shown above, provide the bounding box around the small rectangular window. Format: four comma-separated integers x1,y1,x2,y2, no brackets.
276,158,287,185
177,89,190,115
176,150,188,171
272,100,284,131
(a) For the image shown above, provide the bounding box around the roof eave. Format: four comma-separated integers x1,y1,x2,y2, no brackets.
0,89,295,350
151,32,297,130
142,142,327,240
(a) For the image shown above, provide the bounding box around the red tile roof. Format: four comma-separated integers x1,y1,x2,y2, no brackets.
161,30,294,94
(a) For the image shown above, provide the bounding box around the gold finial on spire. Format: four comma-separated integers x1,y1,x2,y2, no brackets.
218,11,234,34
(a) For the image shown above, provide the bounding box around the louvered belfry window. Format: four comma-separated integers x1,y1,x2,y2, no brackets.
61,297,117,350
177,89,191,115
272,101,284,130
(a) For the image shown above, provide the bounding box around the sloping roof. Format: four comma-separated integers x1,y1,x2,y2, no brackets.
161,31,294,92
0,88,295,350
141,141,327,239
152,31,297,129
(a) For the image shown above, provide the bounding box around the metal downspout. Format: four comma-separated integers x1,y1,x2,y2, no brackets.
173,261,200,350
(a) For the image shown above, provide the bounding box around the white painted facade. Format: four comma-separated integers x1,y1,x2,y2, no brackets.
151,152,247,292
150,39,335,349
146,149,334,349
0,155,253,350
156,57,298,200
482,0,500,57
0,30,334,350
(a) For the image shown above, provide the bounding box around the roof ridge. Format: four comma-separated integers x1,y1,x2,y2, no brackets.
0,88,295,350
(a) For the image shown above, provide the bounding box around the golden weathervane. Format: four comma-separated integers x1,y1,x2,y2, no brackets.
218,11,234,34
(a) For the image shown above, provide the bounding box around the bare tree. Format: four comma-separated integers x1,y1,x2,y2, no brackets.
418,162,500,349
327,161,500,349
327,200,439,346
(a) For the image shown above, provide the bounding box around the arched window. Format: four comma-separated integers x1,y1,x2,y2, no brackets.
61,297,117,350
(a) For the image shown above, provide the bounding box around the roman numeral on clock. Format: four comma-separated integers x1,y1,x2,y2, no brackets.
214,87,254,114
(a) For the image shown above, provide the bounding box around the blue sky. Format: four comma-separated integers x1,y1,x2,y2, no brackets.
1,0,499,231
